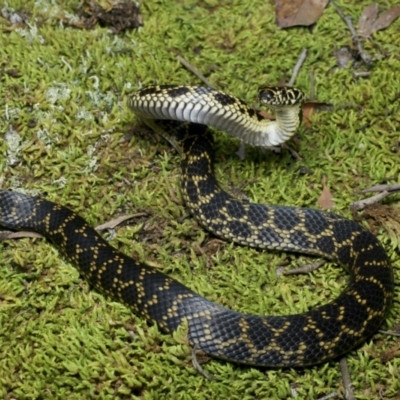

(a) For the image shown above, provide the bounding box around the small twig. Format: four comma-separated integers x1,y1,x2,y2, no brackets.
288,48,307,86
95,213,148,231
331,1,372,66
350,191,391,212
339,357,355,400
309,70,315,100
350,183,400,211
316,392,339,400
176,55,217,89
379,329,400,337
345,16,371,65
353,71,371,78
0,230,43,240
361,183,400,193
277,259,326,276
191,346,214,380
281,143,303,161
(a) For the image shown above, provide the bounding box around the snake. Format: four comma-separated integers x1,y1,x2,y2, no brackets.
0,85,394,367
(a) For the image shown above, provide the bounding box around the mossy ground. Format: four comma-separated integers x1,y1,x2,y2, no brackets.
0,1,399,399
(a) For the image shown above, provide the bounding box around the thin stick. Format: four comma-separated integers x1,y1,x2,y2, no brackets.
176,55,217,89
361,183,400,193
350,183,400,211
316,392,339,400
379,329,400,337
345,16,372,65
309,70,315,100
353,71,371,78
281,143,303,161
191,346,214,380
0,230,44,240
95,213,148,231
288,48,307,86
350,191,391,211
279,259,326,276
331,1,372,66
339,357,356,400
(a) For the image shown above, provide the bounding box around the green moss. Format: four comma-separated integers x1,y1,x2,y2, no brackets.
1,0,400,399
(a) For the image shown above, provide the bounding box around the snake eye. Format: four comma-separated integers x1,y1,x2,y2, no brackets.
258,88,277,104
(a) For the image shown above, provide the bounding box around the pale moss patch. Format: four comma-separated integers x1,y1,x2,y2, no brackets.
4,125,23,166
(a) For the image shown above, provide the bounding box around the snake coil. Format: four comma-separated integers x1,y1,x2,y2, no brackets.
0,85,394,367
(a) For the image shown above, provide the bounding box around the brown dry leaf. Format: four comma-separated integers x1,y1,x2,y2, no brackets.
358,3,379,37
370,6,400,34
317,176,335,209
358,3,400,38
276,0,329,28
258,110,275,119
302,100,332,127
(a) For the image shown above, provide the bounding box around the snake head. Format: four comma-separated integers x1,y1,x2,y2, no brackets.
258,86,305,106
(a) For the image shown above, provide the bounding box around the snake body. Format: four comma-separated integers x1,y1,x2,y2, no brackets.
0,85,394,367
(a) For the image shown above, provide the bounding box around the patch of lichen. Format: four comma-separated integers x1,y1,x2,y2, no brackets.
0,0,400,399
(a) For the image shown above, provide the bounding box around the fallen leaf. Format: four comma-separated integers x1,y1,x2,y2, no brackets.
302,100,332,127
258,110,275,119
357,4,400,38
276,0,329,28
358,3,379,38
370,5,400,34
317,176,335,209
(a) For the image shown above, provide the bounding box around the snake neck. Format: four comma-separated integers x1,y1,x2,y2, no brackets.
259,104,302,146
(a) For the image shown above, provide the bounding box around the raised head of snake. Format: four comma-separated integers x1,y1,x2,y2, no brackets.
128,85,305,148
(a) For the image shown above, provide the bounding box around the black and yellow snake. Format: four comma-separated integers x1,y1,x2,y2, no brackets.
0,85,394,367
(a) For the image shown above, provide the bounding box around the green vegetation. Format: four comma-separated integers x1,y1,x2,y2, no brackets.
0,1,399,398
